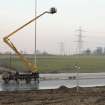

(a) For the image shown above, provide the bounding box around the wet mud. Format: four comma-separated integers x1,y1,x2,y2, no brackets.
0,86,105,105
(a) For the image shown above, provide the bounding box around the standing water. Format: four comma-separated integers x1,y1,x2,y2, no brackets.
0,73,105,91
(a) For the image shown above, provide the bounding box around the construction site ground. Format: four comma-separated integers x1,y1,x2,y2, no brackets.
0,86,105,105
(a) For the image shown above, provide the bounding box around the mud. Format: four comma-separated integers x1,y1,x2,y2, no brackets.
0,86,105,105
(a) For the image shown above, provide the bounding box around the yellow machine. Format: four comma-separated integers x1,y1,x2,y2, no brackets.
2,7,57,84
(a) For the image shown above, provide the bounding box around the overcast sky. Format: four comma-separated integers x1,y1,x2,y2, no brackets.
1,0,105,54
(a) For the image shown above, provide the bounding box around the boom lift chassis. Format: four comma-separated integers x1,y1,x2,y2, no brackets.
2,7,57,84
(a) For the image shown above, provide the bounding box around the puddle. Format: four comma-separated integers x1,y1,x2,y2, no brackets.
0,73,105,91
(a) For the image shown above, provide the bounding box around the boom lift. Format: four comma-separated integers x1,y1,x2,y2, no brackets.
2,7,57,84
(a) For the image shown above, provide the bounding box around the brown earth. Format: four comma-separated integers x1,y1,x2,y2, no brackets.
0,86,105,105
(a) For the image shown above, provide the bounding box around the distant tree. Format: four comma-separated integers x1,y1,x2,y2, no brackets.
103,47,105,55
83,48,91,55
32,49,41,55
42,51,49,55
36,50,41,55
94,47,103,55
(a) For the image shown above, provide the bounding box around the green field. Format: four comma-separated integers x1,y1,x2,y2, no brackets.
0,54,105,73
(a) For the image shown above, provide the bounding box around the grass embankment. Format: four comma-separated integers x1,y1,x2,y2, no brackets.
0,54,105,73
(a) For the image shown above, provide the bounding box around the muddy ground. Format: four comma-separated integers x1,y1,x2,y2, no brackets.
0,86,105,105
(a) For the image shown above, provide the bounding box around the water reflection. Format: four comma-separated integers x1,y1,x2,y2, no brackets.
1,73,105,91
1,78,105,91
1,81,39,91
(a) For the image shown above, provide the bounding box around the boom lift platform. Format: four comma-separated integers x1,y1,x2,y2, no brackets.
2,7,57,84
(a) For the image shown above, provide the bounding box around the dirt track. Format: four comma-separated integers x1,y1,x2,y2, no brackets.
0,86,105,105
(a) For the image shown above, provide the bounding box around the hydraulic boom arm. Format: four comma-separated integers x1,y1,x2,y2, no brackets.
3,8,57,73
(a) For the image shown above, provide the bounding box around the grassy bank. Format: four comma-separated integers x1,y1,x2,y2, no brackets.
0,54,105,73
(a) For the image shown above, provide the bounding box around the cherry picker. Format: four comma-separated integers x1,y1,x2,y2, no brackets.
2,7,57,84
